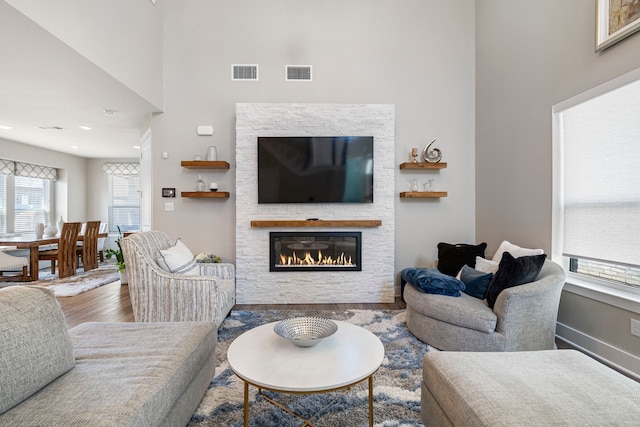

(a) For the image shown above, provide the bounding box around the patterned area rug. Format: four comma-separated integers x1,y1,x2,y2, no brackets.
188,309,429,427
8,263,120,297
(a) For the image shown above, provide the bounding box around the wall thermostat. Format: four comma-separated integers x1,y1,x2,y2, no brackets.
162,188,176,198
197,125,214,136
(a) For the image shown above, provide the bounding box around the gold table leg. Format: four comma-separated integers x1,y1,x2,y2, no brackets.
241,374,376,426
368,375,374,427
244,381,249,427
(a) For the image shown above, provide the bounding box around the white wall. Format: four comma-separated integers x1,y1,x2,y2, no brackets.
6,0,164,108
151,0,476,288
476,0,640,376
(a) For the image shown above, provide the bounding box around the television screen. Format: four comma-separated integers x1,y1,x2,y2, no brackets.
257,136,374,203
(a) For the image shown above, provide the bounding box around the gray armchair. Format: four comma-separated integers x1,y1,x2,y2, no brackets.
404,260,566,351
120,230,235,328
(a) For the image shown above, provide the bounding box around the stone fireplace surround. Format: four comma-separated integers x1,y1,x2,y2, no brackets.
235,103,395,304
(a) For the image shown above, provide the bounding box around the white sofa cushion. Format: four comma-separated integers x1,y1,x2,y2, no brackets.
492,240,544,262
158,238,199,275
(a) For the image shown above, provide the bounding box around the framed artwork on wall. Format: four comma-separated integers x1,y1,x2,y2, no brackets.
596,0,640,51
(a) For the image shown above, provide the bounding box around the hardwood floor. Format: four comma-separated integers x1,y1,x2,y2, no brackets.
58,281,134,328
58,281,406,328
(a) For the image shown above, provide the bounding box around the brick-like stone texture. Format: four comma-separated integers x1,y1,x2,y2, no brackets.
236,103,395,304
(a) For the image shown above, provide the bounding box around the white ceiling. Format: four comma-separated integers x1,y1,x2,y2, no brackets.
0,2,158,159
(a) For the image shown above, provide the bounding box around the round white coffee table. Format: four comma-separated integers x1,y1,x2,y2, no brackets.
227,320,384,427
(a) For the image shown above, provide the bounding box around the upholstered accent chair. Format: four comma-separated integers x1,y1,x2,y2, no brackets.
404,260,566,351
120,230,235,328
0,250,28,281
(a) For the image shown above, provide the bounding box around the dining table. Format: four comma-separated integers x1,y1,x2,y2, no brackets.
0,233,108,282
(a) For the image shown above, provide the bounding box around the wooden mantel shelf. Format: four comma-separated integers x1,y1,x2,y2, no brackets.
181,191,230,198
180,160,230,169
250,219,382,228
399,162,447,170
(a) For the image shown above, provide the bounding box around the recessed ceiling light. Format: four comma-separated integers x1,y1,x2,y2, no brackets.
133,145,141,149
78,125,93,130
0,125,12,130
103,109,117,116
71,145,79,149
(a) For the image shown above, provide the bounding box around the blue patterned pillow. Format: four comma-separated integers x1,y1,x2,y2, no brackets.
401,268,465,297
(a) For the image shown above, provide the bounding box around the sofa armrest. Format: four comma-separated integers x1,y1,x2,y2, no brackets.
493,270,565,351
198,262,235,280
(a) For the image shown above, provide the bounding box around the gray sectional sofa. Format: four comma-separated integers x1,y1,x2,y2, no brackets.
0,286,216,426
422,350,640,426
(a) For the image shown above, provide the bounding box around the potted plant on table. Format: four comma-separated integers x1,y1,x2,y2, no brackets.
104,226,127,284
195,252,222,275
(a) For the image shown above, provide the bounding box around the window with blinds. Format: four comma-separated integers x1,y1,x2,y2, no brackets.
0,174,6,234
0,160,54,235
108,174,140,232
554,72,640,291
14,176,51,233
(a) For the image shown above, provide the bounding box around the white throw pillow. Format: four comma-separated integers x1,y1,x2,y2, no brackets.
491,240,544,262
158,238,199,275
474,256,500,275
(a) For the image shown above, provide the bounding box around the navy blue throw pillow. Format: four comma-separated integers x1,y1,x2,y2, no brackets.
459,265,493,299
401,268,466,297
485,252,547,309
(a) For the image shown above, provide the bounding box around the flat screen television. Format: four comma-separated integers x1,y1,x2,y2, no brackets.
257,136,374,203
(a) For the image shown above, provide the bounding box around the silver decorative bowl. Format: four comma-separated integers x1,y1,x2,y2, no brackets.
274,316,338,347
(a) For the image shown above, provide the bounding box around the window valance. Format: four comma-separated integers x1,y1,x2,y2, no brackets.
0,159,12,176
0,159,57,181
15,162,57,181
102,163,139,175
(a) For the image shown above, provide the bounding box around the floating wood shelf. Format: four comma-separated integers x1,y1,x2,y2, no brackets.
399,162,447,170
250,220,382,228
180,160,230,169
181,191,230,198
400,191,448,198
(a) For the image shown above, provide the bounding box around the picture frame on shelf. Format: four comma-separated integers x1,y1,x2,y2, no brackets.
596,0,640,51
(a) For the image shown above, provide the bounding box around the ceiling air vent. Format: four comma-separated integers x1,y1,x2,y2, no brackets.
232,64,259,81
286,65,312,82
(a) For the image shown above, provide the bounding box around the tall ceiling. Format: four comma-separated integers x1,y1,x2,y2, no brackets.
0,2,158,159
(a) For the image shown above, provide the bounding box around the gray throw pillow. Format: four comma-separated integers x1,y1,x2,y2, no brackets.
459,265,493,299
0,286,75,414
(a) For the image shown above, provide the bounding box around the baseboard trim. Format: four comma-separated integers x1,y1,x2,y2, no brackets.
556,322,640,381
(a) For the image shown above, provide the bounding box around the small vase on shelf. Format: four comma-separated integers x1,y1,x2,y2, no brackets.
206,146,217,161
195,174,206,192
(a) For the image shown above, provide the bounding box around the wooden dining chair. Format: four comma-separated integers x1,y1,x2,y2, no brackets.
39,222,82,279
77,220,100,271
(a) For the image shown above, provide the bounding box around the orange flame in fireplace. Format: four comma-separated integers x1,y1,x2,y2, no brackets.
278,250,354,266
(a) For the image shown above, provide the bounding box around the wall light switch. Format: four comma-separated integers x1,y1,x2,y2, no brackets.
162,151,168,159
631,319,640,338
164,202,175,212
